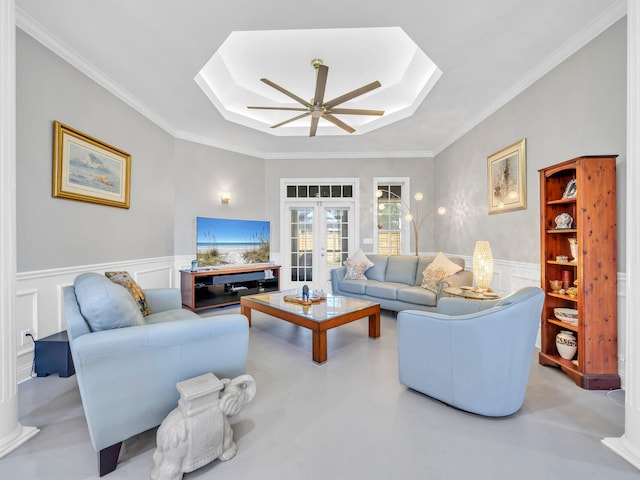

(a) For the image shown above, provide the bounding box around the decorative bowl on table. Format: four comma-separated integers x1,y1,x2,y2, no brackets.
554,307,578,326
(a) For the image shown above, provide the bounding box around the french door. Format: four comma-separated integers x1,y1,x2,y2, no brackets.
285,202,354,292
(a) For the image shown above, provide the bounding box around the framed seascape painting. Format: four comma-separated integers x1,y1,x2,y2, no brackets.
487,138,527,214
52,121,131,209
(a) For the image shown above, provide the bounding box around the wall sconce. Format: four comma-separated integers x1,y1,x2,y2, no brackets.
472,240,494,292
221,192,231,204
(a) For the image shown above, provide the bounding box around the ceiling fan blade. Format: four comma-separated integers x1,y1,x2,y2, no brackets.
260,78,311,108
270,112,310,129
313,64,328,106
309,116,319,137
322,113,356,134
324,80,382,109
248,106,309,112
329,108,385,116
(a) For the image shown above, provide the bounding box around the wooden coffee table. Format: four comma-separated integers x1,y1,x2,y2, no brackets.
240,290,380,364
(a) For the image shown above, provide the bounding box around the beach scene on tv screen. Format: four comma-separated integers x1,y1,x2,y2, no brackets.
196,217,270,266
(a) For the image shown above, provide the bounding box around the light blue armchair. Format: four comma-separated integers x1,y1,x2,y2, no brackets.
397,287,544,417
64,273,250,476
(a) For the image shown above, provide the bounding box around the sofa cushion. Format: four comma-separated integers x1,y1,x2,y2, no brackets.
364,255,389,282
338,279,368,295
397,286,438,307
366,282,407,300
105,271,151,316
145,308,200,325
73,272,145,332
385,256,419,285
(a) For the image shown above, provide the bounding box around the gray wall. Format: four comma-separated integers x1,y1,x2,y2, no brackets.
261,156,435,254
15,16,626,272
173,139,267,256
16,30,176,272
434,18,627,268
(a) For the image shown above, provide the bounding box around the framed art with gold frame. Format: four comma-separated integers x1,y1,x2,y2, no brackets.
52,121,131,209
487,138,526,214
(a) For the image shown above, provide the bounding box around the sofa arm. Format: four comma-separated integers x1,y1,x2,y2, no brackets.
330,266,346,293
436,269,474,303
70,314,249,452
144,288,181,313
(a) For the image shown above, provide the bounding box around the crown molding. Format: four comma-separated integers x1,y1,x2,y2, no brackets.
434,0,628,156
261,149,434,160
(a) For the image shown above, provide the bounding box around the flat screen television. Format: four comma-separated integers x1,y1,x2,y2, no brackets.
196,217,270,267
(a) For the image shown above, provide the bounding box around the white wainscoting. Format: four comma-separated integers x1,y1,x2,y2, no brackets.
15,256,177,383
15,254,626,387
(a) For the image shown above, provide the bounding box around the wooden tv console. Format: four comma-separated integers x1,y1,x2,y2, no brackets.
181,264,280,311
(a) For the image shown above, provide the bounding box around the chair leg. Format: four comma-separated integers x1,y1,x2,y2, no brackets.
98,442,122,477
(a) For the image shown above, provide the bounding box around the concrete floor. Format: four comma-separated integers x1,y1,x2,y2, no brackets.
1,307,636,479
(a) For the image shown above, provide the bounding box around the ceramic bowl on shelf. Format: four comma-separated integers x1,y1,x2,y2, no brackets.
549,280,562,293
554,307,578,326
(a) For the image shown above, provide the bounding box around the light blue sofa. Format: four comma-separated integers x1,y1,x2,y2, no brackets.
397,287,544,416
64,272,250,476
330,254,472,312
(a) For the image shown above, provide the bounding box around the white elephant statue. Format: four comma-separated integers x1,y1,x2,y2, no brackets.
151,373,256,480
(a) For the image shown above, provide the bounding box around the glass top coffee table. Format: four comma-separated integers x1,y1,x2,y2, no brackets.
240,290,380,364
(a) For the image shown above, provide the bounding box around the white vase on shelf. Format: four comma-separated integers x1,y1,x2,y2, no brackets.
556,330,577,360
568,238,578,263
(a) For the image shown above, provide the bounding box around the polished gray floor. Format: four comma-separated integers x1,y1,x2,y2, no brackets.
1,307,636,479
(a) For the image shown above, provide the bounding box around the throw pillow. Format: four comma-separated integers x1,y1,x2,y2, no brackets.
105,271,152,316
421,264,449,292
344,258,369,280
347,248,375,269
343,249,374,280
420,252,463,292
429,252,463,277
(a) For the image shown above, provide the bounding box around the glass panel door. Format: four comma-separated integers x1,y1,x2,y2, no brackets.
287,204,352,291
290,207,314,285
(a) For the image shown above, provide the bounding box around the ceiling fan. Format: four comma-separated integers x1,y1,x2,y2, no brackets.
247,59,384,137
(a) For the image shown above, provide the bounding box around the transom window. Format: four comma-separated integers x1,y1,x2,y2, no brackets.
286,184,353,198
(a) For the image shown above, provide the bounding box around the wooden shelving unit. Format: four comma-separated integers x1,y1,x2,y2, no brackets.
538,155,620,390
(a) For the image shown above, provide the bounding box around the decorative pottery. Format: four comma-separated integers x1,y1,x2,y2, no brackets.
549,280,562,293
561,270,573,290
568,238,578,262
556,330,577,360
555,213,573,229
554,308,578,326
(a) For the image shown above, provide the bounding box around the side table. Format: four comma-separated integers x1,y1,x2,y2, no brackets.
442,286,500,301
34,331,75,377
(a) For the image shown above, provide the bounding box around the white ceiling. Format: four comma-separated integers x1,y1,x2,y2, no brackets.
195,27,442,137
15,0,626,159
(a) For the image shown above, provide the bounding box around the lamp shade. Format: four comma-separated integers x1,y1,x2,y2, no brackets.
473,241,493,292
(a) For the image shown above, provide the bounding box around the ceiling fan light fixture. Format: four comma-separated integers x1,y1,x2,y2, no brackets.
247,59,384,137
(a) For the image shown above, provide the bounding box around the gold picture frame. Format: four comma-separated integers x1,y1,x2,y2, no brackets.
52,121,131,209
487,138,526,214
